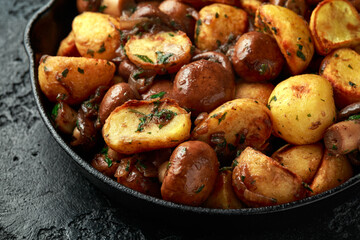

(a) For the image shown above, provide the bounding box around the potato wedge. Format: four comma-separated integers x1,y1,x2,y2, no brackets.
125,31,192,74
191,98,272,156
38,56,115,104
309,150,353,196
234,81,275,106
320,48,360,109
72,12,121,60
103,99,191,154
268,74,336,145
310,0,360,55
56,31,80,57
271,143,323,183
203,169,243,209
232,147,305,207
195,3,248,50
255,4,314,75
239,0,263,16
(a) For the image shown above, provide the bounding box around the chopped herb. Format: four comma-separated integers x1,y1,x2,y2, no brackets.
348,114,360,120
134,54,154,64
125,160,130,171
61,68,69,78
320,99,325,102
296,50,306,61
216,39,221,47
348,64,353,69
302,182,313,192
307,113,311,117
269,95,277,106
147,132,151,134
44,66,49,72
258,63,268,75
296,44,303,50
150,91,166,99
170,20,176,27
158,124,164,129
241,175,246,182
349,81,357,87
195,19,202,43
271,198,278,203
51,103,60,120
218,112,227,124
224,14,228,18
129,109,146,115
296,115,299,121
100,147,112,167
308,37,312,43
271,27,278,35
334,53,339,58
132,69,144,79
156,51,174,64
195,185,205,193
77,67,84,74
97,43,106,53
215,12,219,18
287,51,292,56
136,116,147,132
239,133,246,144
99,5,107,12
87,49,94,57
332,145,338,150
168,33,174,37
185,13,192,18
108,34,112,38
233,158,239,167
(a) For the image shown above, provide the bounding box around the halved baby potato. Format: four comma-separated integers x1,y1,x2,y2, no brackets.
125,31,192,74
268,74,336,145
72,12,121,60
232,147,305,207
309,150,353,196
239,0,263,16
38,56,115,105
103,99,191,154
320,48,360,109
310,0,360,55
234,81,275,106
255,4,314,75
271,143,324,184
195,3,248,50
191,98,272,155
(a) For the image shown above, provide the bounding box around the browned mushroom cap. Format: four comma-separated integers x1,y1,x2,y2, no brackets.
270,0,308,17
324,120,360,155
192,51,234,75
337,101,360,121
76,0,101,13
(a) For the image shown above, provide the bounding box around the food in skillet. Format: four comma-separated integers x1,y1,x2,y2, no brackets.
38,0,360,209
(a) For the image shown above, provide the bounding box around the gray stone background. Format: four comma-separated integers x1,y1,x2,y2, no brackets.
1,0,360,239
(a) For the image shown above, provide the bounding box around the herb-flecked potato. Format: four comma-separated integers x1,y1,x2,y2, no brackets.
255,4,314,75
72,12,121,60
268,74,336,145
239,0,263,15
195,3,248,50
234,81,275,106
161,141,219,206
56,31,80,57
103,99,191,154
309,150,353,196
309,0,360,55
191,98,272,155
271,143,323,184
125,31,192,74
38,56,115,105
232,147,305,207
320,48,360,109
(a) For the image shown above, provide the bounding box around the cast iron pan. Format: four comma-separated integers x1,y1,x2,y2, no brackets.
24,0,360,227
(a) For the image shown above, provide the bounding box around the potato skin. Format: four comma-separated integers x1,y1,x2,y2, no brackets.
103,99,191,154
99,83,138,125
234,81,275,106
232,31,284,82
255,4,314,75
72,12,121,60
320,48,360,109
56,31,80,57
268,74,336,145
232,147,305,207
161,141,219,206
38,56,115,105
195,3,248,50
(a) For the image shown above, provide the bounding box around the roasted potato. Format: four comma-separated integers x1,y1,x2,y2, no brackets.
234,81,275,106
56,31,80,57
161,141,219,206
125,31,192,74
309,150,353,196
38,56,115,105
203,169,243,209
255,4,314,75
72,12,121,60
310,0,360,55
192,98,272,156
268,74,336,145
195,3,248,50
103,99,191,154
271,143,323,183
239,0,263,16
320,48,360,109
232,147,305,207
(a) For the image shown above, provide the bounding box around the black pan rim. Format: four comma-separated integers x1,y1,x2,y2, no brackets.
24,0,360,217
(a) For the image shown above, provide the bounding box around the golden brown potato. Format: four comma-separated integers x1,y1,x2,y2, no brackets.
103,99,191,154
195,3,248,50
161,141,219,206
271,143,324,183
232,147,305,207
192,98,272,156
239,0,263,16
309,150,353,196
203,169,243,209
310,0,360,55
255,4,314,75
234,81,275,106
38,56,115,105
125,31,192,74
56,31,80,57
72,12,121,60
268,74,336,145
320,48,360,109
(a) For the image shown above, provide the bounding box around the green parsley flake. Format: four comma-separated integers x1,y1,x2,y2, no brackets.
150,91,166,99
134,54,154,64
195,185,205,193
77,67,84,74
156,51,174,64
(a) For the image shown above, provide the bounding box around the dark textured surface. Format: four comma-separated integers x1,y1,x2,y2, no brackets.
1,0,360,239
